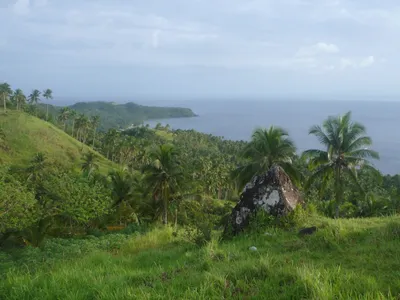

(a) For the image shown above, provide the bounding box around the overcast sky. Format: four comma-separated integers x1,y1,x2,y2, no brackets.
0,0,399,100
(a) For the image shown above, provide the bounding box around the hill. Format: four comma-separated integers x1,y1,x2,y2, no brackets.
0,111,115,173
41,101,196,130
1,215,399,299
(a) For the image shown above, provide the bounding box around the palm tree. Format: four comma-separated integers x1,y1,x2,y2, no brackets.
69,109,77,137
232,126,298,188
0,82,12,113
302,111,379,218
81,152,99,177
143,144,183,225
28,90,41,115
58,107,70,131
12,89,26,111
90,115,100,148
103,129,119,160
43,89,53,121
27,152,47,183
109,170,136,208
74,114,90,143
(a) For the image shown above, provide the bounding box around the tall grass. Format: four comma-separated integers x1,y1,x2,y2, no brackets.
1,216,400,299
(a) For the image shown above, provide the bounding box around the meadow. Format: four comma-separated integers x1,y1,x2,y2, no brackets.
1,215,400,299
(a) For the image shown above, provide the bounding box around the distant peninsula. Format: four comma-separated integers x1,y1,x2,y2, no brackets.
47,101,197,131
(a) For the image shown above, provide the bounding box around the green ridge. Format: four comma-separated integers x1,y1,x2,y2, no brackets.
0,111,116,173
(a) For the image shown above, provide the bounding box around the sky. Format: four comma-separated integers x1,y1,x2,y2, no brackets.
0,0,399,100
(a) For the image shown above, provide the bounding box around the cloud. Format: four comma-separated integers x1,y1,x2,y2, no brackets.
0,0,397,98
339,56,375,70
296,42,340,57
33,0,48,7
152,30,161,48
339,58,356,69
360,55,375,67
13,0,30,15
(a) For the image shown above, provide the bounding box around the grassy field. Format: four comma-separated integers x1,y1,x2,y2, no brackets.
0,111,116,173
1,215,399,299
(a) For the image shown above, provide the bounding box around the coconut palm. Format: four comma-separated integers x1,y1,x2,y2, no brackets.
29,89,41,106
12,89,26,111
0,82,12,113
43,89,53,121
27,152,47,183
76,114,90,143
109,170,140,207
232,126,298,188
103,128,120,160
90,115,100,148
81,152,99,177
69,109,77,137
143,144,184,225
58,107,70,131
302,111,379,218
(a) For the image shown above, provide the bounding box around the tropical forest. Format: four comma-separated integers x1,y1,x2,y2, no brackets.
0,83,399,299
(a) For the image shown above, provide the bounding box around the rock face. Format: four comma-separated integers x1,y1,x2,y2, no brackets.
226,165,304,235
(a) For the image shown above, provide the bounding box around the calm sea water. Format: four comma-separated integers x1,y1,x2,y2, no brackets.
142,100,400,175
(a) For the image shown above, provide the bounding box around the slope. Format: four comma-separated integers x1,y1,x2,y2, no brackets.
1,215,399,299
0,111,115,173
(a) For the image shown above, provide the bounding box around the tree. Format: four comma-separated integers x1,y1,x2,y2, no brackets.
27,152,47,184
0,82,12,113
29,90,41,116
232,126,298,188
43,89,53,121
69,109,77,137
0,169,37,243
58,107,70,131
143,144,184,225
76,114,90,143
303,111,379,218
12,89,26,111
91,115,100,148
102,128,119,160
81,152,99,178
109,170,142,212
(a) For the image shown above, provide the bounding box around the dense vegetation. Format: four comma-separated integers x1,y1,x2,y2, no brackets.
1,83,400,299
69,101,196,130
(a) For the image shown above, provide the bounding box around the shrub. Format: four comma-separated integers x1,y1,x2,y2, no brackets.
0,169,38,242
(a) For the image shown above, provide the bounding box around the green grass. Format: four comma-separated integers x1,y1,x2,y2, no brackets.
1,216,400,299
0,111,116,173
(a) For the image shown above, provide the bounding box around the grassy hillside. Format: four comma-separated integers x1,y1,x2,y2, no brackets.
1,215,399,299
0,111,115,173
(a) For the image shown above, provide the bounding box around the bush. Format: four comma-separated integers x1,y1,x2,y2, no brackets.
0,169,38,241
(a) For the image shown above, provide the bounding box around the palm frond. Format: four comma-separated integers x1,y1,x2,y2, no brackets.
309,125,331,148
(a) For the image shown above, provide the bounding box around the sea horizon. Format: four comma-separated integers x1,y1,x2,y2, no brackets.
142,99,400,176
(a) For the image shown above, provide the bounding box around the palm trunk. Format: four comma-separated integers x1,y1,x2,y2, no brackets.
334,167,342,219
46,104,49,121
163,187,168,225
163,200,168,225
92,128,96,148
64,121,67,132
3,94,6,113
72,120,75,137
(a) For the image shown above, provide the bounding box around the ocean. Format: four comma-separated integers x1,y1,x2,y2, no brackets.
142,100,400,175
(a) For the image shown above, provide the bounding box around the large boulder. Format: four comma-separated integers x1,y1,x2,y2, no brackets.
225,165,304,235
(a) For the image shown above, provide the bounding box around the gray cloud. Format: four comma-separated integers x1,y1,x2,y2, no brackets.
0,0,399,97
